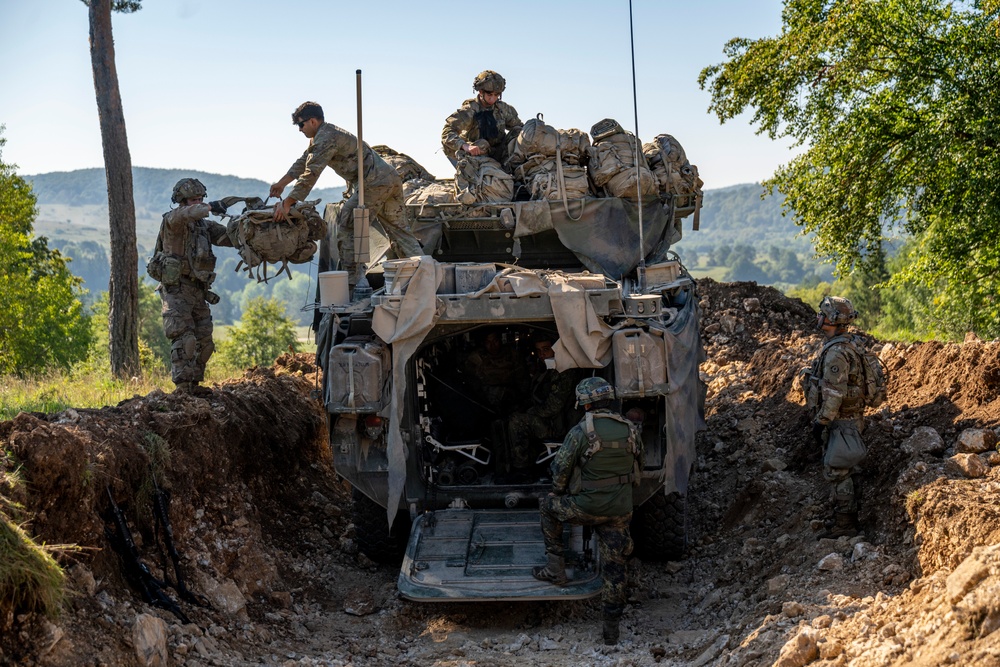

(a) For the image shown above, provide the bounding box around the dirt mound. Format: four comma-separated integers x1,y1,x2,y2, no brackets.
4,284,1000,666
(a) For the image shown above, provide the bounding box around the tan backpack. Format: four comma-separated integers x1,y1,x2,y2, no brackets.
225,198,328,282
642,134,703,197
588,120,657,199
372,144,436,183
454,155,514,204
509,116,591,169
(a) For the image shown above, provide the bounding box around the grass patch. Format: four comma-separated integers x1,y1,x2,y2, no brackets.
0,363,245,421
0,506,73,619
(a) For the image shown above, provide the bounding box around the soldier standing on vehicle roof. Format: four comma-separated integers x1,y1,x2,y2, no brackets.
802,296,869,539
533,377,643,645
441,70,523,167
148,178,233,397
270,101,423,288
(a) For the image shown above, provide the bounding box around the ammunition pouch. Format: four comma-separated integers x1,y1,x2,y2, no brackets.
204,290,220,305
160,254,183,286
146,253,165,282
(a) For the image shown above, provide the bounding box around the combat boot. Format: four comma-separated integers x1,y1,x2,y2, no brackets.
818,511,860,539
532,553,567,586
602,605,624,645
173,382,194,395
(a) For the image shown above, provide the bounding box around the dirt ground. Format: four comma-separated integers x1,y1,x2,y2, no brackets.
4,278,1000,666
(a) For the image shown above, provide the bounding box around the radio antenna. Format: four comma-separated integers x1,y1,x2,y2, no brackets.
629,0,646,291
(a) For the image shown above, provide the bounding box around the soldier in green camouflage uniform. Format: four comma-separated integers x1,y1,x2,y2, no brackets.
533,377,643,645
803,296,868,538
442,71,523,167
507,336,577,470
150,179,233,396
270,101,423,287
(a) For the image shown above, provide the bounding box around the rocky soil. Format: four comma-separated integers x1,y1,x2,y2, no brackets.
4,278,1000,666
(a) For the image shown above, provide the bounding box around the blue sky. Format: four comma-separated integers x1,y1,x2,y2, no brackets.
0,0,795,191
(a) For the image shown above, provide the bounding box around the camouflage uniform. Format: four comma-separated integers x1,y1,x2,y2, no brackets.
539,408,643,632
441,98,523,165
808,335,867,514
284,122,423,283
155,202,233,386
507,368,577,468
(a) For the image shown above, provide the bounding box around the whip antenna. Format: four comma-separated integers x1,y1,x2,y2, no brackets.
629,0,646,291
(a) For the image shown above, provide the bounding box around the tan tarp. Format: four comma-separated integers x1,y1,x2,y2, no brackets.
372,257,445,529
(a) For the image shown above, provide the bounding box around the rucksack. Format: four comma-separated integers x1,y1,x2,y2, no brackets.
588,130,657,200
642,134,703,197
855,341,889,408
454,155,514,204
509,116,590,168
815,335,889,409
224,198,328,282
371,144,435,183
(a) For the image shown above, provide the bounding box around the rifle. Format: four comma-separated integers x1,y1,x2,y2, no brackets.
150,473,211,610
104,487,190,624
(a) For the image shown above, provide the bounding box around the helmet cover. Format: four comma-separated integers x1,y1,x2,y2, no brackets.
171,178,207,204
473,70,506,94
575,377,615,408
819,296,857,325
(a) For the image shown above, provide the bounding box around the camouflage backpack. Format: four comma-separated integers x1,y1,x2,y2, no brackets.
454,154,513,205
587,120,657,200
642,134,703,198
509,116,590,168
371,145,435,183
223,197,328,282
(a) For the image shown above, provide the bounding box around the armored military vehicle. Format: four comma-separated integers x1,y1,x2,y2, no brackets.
315,148,705,601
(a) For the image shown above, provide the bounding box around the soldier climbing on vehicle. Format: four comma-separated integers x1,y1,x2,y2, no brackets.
533,377,644,645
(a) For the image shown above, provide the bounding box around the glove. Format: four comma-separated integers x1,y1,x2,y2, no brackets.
208,200,228,216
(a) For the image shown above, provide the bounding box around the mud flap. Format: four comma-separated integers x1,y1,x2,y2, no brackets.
398,508,603,601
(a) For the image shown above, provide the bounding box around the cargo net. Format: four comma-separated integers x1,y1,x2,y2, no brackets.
221,197,328,283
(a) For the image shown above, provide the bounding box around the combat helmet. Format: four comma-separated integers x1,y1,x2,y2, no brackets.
575,377,615,408
818,296,857,326
171,178,207,204
473,70,506,94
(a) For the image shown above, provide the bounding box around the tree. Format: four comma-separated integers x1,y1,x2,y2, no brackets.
84,0,142,378
216,297,299,371
0,131,93,376
88,281,170,375
700,0,1000,336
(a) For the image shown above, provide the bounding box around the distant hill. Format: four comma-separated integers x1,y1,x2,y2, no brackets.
673,182,811,255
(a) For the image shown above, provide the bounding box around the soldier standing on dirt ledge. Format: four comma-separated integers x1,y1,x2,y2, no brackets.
148,178,232,396
532,377,643,645
803,296,869,538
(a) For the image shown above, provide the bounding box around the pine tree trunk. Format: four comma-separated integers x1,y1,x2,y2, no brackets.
88,0,140,379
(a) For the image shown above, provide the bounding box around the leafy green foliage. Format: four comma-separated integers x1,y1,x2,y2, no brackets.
215,297,299,371
701,0,1000,337
86,281,170,375
0,131,93,376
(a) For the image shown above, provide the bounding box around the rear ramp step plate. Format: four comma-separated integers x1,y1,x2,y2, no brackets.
398,508,603,601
